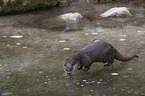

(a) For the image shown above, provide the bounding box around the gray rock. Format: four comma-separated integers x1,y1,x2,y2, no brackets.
100,7,132,18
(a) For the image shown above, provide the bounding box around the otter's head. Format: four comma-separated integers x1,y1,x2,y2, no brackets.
64,58,78,76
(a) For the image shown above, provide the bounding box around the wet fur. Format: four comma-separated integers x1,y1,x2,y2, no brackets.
64,40,139,74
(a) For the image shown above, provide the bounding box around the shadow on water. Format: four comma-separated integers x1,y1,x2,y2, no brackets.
0,0,145,96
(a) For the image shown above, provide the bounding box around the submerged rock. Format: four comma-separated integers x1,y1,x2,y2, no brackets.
59,13,83,21
100,7,132,18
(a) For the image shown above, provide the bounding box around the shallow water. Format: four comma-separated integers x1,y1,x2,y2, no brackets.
0,1,145,96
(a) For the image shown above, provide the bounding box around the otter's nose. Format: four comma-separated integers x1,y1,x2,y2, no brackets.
67,72,71,75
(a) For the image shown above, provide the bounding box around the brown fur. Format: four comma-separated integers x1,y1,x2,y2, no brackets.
64,40,139,75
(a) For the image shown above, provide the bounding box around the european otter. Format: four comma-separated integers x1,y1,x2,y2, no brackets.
64,40,139,76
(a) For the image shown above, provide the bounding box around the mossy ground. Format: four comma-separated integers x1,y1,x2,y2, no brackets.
0,0,59,15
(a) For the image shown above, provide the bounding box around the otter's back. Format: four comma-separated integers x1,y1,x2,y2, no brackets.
80,41,115,62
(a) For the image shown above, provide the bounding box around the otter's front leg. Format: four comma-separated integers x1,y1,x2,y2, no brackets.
104,63,112,66
83,64,91,72
77,66,83,69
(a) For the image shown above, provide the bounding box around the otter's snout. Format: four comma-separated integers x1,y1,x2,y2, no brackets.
67,72,72,76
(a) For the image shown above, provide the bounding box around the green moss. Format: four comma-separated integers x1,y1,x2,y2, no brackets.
0,0,60,15
0,0,4,6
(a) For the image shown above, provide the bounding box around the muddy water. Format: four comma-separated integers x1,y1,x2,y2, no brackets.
0,1,145,96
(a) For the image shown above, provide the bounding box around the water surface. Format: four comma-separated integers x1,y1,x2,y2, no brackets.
0,1,145,96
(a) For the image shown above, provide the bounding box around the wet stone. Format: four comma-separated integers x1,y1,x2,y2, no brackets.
77,83,80,85
2,92,12,96
83,80,87,82
119,39,126,41
85,82,89,84
92,81,95,83
96,82,101,84
6,45,10,46
58,40,66,43
53,78,56,79
137,30,145,33
85,33,89,35
123,75,129,78
81,85,84,87
111,73,119,76
16,43,21,45
22,46,28,48
92,33,98,35
10,35,23,38
100,79,103,81
39,71,43,74
63,48,70,50
120,35,127,37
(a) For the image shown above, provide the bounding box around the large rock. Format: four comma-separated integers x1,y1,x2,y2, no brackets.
0,0,68,15
100,7,132,18
59,13,83,22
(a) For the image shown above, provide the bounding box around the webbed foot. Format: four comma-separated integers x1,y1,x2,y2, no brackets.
104,63,112,67
77,66,83,69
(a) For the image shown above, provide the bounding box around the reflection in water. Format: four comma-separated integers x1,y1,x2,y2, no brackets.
0,1,145,96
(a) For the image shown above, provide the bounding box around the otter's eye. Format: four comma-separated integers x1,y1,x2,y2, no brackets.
72,64,74,66
64,64,66,66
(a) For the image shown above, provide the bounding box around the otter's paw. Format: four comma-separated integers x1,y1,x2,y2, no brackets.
77,66,82,69
82,69,89,72
104,63,112,67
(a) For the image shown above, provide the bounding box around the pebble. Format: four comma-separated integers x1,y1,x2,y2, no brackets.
39,71,43,74
120,35,127,37
16,43,21,45
2,92,12,96
59,40,66,43
63,48,70,50
22,46,28,48
85,33,89,35
85,82,89,84
119,39,126,41
83,80,87,82
111,73,119,76
81,85,84,87
97,82,101,84
137,31,145,33
92,33,98,35
10,35,23,38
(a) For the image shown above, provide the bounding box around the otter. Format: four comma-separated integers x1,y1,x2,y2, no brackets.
64,40,139,76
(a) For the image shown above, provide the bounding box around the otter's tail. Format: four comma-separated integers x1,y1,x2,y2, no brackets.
114,51,139,62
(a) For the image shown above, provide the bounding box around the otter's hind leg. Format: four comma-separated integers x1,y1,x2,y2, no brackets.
104,57,114,67
104,62,112,66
